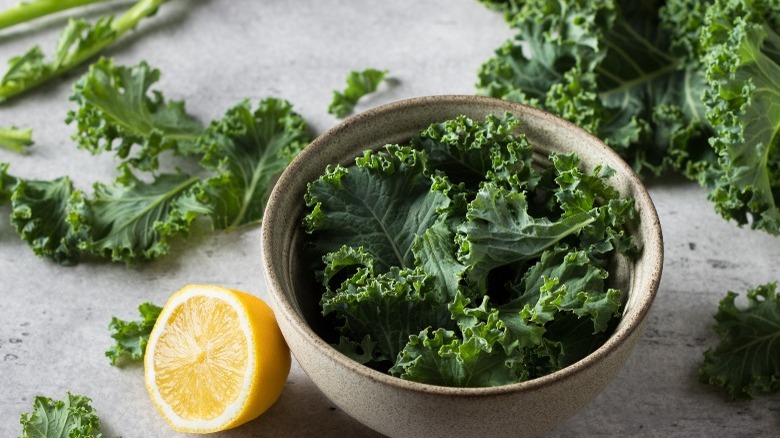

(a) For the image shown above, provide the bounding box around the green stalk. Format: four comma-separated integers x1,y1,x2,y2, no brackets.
58,0,165,68
0,0,165,102
0,126,32,153
109,0,163,35
0,0,108,30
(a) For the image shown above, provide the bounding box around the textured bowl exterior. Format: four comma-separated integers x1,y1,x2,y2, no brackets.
261,95,663,438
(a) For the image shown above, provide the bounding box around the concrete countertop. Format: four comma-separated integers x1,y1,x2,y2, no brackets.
0,0,778,436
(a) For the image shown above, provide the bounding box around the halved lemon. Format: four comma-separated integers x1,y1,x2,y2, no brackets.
144,284,291,433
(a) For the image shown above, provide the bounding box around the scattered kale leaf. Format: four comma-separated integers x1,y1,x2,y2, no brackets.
328,68,389,118
19,393,103,438
106,301,163,367
66,57,205,172
700,282,780,399
191,97,312,230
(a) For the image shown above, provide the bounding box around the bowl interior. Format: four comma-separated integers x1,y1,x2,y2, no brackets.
262,94,663,394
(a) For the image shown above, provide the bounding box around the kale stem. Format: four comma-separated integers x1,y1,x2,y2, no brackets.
0,126,33,153
0,0,165,102
110,0,164,36
58,0,166,71
0,0,108,31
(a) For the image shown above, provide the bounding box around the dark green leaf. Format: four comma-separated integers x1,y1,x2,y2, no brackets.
476,0,713,177
322,267,454,365
700,282,780,399
74,171,201,265
390,319,528,387
191,98,311,230
700,0,780,234
304,145,448,272
10,177,84,265
457,181,595,287
412,219,466,301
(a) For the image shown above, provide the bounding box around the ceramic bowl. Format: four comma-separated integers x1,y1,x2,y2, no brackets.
261,95,663,438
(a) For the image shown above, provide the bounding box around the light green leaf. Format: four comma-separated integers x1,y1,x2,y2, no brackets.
67,57,204,171
328,68,388,118
0,125,33,153
106,301,162,367
19,393,102,438
0,0,165,102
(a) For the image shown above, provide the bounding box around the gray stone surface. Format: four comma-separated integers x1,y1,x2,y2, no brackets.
0,0,778,436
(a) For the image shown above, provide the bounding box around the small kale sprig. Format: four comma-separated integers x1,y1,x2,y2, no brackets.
328,68,389,118
106,301,162,366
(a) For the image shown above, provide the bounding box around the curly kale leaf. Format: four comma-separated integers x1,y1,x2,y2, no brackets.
4,167,202,265
67,57,205,171
73,170,202,265
106,301,162,367
323,267,454,366
3,58,310,265
304,145,449,272
477,0,712,178
700,0,780,234
551,153,637,256
392,250,622,387
456,181,595,288
19,393,102,438
411,218,466,301
10,177,85,265
498,246,621,371
700,282,780,399
190,97,311,230
411,113,537,191
328,68,388,118
390,312,528,387
501,247,616,328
